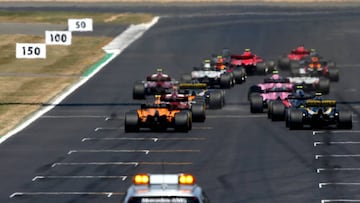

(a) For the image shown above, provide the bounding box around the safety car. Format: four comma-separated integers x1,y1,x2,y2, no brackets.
122,173,210,203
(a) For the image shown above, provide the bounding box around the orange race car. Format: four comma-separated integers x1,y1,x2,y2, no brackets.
124,95,192,132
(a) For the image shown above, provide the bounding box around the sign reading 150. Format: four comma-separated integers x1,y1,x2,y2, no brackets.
68,18,93,32
16,43,46,59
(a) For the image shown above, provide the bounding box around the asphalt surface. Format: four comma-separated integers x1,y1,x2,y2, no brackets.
0,3,360,203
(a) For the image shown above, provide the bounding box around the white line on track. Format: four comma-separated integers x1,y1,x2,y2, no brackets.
314,141,360,146
322,200,360,203
94,126,213,131
315,154,360,159
9,192,124,198
81,137,206,142
67,149,200,155
41,115,107,119
317,168,360,173
313,130,360,135
51,161,192,168
319,183,360,188
32,175,127,181
206,115,266,118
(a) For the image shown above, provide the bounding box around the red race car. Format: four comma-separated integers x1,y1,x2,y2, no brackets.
277,45,311,69
230,49,274,75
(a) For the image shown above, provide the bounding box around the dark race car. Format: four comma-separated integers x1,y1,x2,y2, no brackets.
267,89,315,121
133,69,179,99
285,99,352,129
178,83,226,109
230,49,275,75
290,55,339,82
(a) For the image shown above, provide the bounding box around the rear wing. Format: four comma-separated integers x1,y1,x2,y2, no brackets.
305,100,336,107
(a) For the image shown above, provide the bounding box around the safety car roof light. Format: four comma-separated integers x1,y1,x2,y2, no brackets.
178,174,196,185
133,174,150,185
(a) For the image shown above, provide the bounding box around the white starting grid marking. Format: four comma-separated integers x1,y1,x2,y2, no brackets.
81,137,206,142
313,130,360,135
32,175,127,181
317,168,360,173
315,154,360,159
314,141,360,146
319,182,360,188
51,161,192,168
68,149,200,155
94,126,213,131
42,115,107,119
10,191,124,198
322,200,360,203
206,114,266,118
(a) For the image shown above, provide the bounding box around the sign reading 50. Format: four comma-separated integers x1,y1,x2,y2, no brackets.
68,18,93,32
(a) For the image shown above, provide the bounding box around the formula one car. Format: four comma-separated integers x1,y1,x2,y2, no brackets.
160,88,206,122
182,60,234,89
211,53,247,84
277,45,310,69
230,49,275,75
286,99,352,129
133,69,179,99
249,71,330,96
125,96,192,132
249,84,294,113
290,55,339,82
179,83,226,109
267,89,315,121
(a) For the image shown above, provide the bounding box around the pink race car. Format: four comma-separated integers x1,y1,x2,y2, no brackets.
248,73,293,99
249,84,294,113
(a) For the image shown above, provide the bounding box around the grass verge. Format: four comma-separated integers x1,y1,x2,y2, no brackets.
0,11,153,136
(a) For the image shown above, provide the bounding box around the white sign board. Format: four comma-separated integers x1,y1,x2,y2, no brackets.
16,43,46,59
68,18,93,32
45,31,72,45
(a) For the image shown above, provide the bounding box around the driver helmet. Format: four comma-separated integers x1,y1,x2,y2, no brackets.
203,59,211,69
243,48,252,56
270,70,280,80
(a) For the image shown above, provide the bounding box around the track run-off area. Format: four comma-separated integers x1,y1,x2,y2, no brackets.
0,2,360,203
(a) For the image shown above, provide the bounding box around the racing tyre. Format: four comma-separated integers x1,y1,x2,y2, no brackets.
278,56,290,69
290,61,300,76
271,102,285,121
285,108,291,127
124,111,139,132
256,62,267,75
133,82,145,100
288,109,303,130
338,111,352,129
248,85,262,100
250,95,264,113
267,101,274,119
266,60,276,72
191,103,206,122
181,74,192,83
328,68,339,82
318,78,330,94
209,91,224,109
220,73,232,89
175,111,190,132
233,67,246,84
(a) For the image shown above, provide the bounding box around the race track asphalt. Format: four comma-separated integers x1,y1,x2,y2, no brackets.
0,3,360,203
